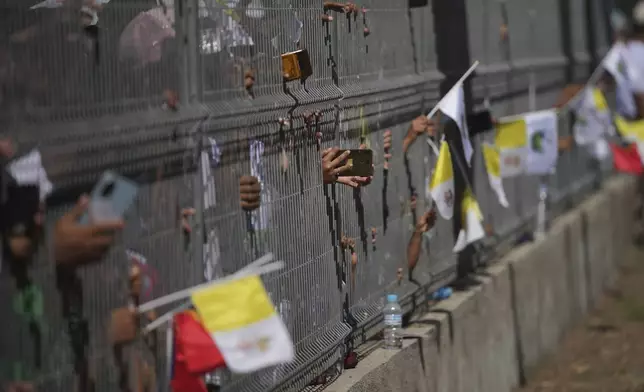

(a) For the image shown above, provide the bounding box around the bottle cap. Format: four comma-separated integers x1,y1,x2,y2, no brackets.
386,294,398,303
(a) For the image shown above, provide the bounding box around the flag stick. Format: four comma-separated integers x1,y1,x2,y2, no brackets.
138,254,282,314
143,252,280,332
558,59,607,113
426,61,480,120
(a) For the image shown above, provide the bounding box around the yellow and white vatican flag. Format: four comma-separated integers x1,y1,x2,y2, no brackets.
429,140,455,220
615,115,644,162
453,188,485,253
191,274,294,373
482,143,509,208
495,117,528,177
572,88,614,146
496,110,558,176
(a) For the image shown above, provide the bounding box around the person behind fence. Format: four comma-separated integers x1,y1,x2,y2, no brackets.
321,147,373,188
407,208,438,279
403,115,436,154
0,139,125,267
556,0,644,244
0,139,124,392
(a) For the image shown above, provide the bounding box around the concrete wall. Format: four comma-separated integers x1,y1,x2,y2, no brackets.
324,175,638,392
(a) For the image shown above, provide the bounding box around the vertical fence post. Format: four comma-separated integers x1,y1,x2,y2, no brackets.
558,0,574,83
600,0,615,44
176,0,201,104
584,0,599,74
431,0,476,283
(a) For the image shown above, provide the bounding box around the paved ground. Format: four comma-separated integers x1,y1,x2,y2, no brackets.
516,245,644,392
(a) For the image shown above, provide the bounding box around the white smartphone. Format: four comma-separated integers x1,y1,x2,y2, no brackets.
79,171,139,225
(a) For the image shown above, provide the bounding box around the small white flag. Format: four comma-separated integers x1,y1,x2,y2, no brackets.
572,88,613,146
431,81,473,164
604,41,639,118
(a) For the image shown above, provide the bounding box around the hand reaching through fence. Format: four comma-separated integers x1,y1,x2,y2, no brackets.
554,84,584,109
240,175,262,211
407,208,437,276
383,129,392,170
0,138,15,159
558,135,574,152
403,116,436,154
5,382,34,392
180,208,196,234
322,147,351,182
331,143,374,188
54,195,124,267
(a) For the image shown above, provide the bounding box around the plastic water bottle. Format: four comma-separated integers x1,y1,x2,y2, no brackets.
431,286,453,301
383,294,403,349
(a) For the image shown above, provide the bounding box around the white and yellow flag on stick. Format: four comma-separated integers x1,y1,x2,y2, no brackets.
495,118,527,178
191,274,294,373
453,188,486,253
571,88,614,146
429,140,455,220
482,143,509,208
615,116,644,163
496,110,559,176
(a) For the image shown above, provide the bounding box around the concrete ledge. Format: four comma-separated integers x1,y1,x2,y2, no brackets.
325,176,636,392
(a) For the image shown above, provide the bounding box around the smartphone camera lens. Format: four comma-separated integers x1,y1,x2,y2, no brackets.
101,181,115,197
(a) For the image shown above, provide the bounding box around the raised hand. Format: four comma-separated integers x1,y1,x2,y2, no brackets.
239,175,262,211
321,147,351,184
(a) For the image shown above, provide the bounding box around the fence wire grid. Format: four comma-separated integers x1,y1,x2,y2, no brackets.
0,0,613,391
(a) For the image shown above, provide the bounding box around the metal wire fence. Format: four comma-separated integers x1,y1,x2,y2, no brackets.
0,0,612,391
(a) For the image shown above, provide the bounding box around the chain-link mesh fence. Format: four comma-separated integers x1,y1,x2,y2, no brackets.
0,0,613,391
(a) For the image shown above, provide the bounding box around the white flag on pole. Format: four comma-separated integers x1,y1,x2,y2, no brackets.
435,81,473,165
572,88,613,146
426,62,479,165
603,42,638,119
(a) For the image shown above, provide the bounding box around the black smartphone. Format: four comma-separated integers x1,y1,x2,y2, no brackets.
467,109,494,134
3,184,40,237
336,149,374,177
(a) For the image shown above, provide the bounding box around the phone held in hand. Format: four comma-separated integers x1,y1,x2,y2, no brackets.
337,149,374,177
3,184,40,237
79,171,139,225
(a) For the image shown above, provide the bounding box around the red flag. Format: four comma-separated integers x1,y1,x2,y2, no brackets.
171,312,208,392
174,310,226,375
171,356,208,392
610,142,643,174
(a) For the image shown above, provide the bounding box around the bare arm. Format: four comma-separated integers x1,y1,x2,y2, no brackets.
407,209,436,275
406,228,424,272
